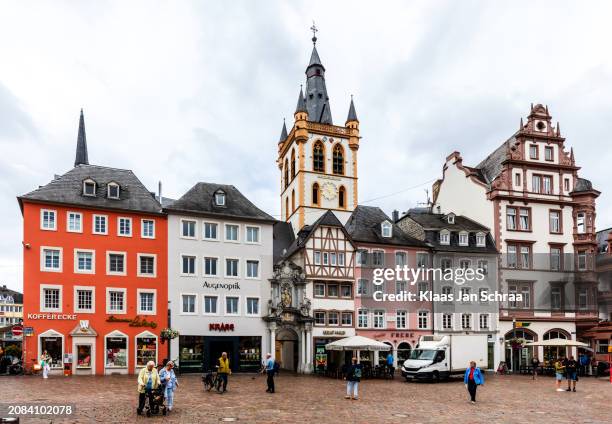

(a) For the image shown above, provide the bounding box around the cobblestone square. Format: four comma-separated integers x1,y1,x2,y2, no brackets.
1,373,610,423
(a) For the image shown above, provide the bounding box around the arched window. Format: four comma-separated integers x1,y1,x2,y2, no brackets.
338,186,346,209
285,197,289,220
291,150,296,179
284,159,289,189
291,189,296,212
332,144,344,175
312,183,320,206
313,141,325,172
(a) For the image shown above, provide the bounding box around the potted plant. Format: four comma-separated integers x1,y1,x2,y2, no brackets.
160,328,179,344
507,337,527,350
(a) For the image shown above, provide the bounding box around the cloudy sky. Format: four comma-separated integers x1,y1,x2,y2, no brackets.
1,0,611,291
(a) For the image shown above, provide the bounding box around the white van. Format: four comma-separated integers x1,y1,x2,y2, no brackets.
401,334,487,381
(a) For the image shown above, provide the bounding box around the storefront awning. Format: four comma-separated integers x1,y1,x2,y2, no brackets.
325,335,391,351
524,338,588,347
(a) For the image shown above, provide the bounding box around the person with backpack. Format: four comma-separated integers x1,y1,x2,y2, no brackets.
344,357,362,400
263,353,276,393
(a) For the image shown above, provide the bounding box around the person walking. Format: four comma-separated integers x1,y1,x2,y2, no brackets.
386,352,394,378
264,353,275,393
159,360,178,411
217,352,231,393
40,350,51,379
531,356,540,380
344,357,362,400
564,355,578,392
579,353,589,377
463,361,484,404
554,356,566,392
137,360,160,415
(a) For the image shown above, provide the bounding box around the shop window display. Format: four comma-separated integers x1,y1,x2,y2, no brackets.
76,345,92,369
106,336,127,368
136,336,157,367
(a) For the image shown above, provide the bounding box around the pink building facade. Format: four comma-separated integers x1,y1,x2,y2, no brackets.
346,206,433,368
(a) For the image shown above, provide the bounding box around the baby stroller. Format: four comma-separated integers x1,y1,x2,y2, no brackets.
144,385,167,417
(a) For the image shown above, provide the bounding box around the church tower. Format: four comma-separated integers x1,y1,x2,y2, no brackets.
277,28,361,233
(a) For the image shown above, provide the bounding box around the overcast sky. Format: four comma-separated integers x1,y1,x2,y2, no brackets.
1,1,611,291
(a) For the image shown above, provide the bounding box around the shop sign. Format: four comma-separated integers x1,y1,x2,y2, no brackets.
389,332,414,338
27,313,77,320
106,316,157,328
63,353,73,363
322,330,345,336
24,327,34,336
209,323,234,332
202,281,241,291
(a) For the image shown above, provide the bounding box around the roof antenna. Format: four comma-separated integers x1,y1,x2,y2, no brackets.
310,21,318,45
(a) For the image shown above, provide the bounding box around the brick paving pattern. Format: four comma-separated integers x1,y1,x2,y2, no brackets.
1,373,610,423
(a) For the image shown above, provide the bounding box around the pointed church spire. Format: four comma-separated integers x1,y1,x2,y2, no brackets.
304,26,332,124
279,119,288,142
74,109,89,167
346,95,358,123
295,86,307,113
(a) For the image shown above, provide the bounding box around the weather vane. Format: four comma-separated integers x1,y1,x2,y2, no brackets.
310,21,318,45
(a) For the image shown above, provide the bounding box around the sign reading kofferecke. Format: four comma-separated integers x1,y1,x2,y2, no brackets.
27,313,77,320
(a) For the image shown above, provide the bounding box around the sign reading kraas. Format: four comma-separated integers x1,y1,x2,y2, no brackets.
209,323,234,332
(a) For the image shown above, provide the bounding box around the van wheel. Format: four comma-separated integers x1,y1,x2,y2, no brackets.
433,371,440,383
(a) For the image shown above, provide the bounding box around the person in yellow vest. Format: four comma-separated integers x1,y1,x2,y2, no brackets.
217,352,231,393
137,360,161,415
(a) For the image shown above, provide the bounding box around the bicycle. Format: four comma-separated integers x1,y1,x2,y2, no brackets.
202,366,222,392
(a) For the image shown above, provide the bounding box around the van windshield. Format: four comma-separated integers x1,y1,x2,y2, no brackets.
408,349,437,360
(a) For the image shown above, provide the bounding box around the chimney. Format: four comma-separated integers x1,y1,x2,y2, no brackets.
392,210,399,222
158,181,163,206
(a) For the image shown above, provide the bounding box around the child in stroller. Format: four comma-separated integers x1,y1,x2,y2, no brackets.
144,385,167,417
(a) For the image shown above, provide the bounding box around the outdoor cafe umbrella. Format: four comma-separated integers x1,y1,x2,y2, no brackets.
524,338,589,348
325,335,391,351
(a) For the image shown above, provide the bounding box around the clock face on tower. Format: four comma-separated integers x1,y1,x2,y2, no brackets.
321,181,338,200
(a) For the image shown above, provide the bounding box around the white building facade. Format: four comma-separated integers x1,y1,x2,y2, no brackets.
432,104,600,370
166,183,275,373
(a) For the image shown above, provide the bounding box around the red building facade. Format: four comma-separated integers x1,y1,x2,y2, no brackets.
18,112,167,375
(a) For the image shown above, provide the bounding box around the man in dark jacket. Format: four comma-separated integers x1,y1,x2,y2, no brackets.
344,357,363,400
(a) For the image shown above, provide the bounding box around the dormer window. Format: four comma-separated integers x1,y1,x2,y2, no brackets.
83,179,96,197
459,231,469,246
214,191,226,206
107,182,120,199
476,232,486,247
447,214,455,225
381,221,392,238
439,230,450,245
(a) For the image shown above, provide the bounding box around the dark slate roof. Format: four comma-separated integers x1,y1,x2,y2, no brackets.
279,120,288,142
304,46,332,124
74,109,89,167
574,177,595,193
399,211,497,254
273,221,295,263
19,164,162,214
165,183,274,222
345,206,429,247
596,228,611,254
295,87,307,113
308,46,324,69
474,134,516,184
282,210,354,259
403,211,489,232
346,98,358,123
0,285,23,304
